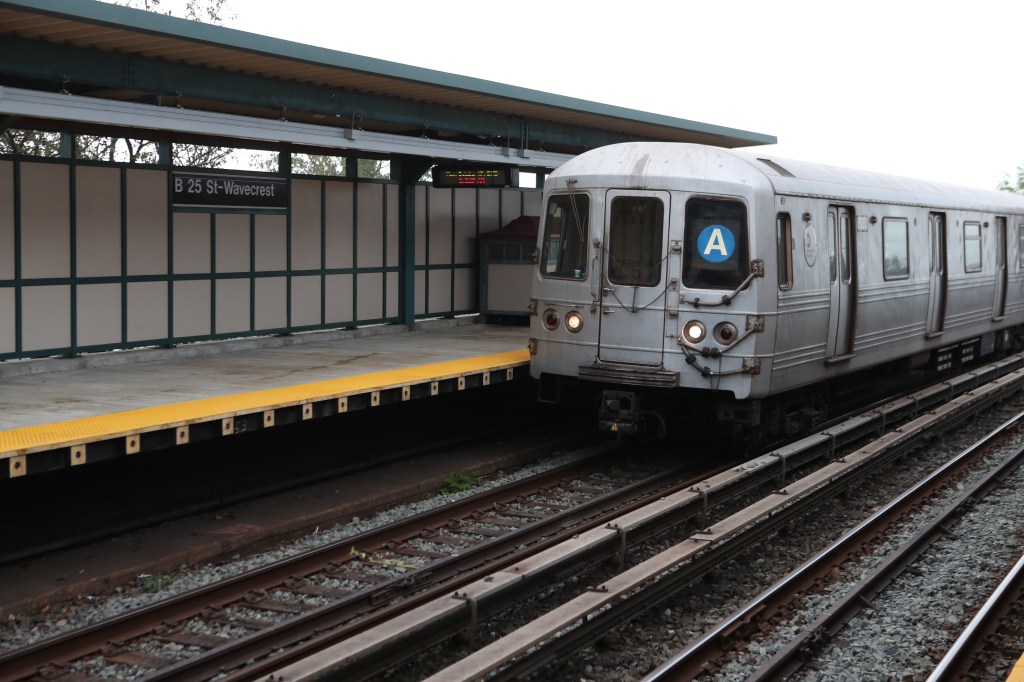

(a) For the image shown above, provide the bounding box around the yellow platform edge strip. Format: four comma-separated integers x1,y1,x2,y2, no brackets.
0,349,531,458
1008,651,1024,682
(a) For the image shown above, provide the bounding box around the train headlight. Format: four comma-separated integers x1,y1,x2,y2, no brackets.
682,320,706,344
565,311,584,333
542,309,560,331
714,322,739,345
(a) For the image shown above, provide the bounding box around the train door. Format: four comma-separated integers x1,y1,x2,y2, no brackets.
825,205,855,359
927,212,947,335
596,190,671,365
994,216,1007,319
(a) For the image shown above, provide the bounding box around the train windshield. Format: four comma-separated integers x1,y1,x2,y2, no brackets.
540,193,590,279
607,196,664,286
682,197,749,289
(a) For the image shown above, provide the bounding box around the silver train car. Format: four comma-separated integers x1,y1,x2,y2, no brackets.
528,142,1024,442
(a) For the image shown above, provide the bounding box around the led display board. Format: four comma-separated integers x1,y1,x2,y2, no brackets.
432,165,519,188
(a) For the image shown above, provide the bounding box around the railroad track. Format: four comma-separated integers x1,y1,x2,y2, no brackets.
4,354,1023,681
0,444,702,681
258,357,1024,680
648,409,1024,681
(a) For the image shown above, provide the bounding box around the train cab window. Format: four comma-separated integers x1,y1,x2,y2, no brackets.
540,193,590,279
964,222,982,272
607,197,664,286
882,218,910,279
776,213,793,289
683,197,749,289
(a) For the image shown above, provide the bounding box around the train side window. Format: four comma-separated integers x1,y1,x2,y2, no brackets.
776,213,793,289
964,222,982,273
827,211,837,283
607,196,664,286
683,197,749,289
540,193,590,280
1018,222,1024,270
882,218,910,279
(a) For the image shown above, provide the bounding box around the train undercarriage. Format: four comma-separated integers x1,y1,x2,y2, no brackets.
540,331,1021,452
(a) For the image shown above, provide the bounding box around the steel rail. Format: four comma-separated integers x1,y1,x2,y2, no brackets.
927,551,1024,681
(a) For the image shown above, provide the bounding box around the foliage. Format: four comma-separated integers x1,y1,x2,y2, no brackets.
248,153,390,180
0,0,236,166
998,164,1024,195
442,472,477,494
1,129,61,156
137,573,167,592
114,0,237,24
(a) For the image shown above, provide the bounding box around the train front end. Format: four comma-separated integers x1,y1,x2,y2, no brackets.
529,142,775,436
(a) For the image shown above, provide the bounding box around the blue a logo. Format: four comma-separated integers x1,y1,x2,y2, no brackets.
697,225,735,263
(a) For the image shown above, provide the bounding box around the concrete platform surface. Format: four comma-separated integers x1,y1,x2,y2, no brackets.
0,319,528,432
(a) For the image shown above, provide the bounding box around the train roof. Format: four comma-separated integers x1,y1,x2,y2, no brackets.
552,143,1024,215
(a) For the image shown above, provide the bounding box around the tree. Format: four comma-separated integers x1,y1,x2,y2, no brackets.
250,153,391,180
114,0,236,23
1,129,60,156
998,164,1024,195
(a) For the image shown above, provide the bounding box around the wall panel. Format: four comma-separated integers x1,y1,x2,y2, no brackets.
454,189,477,263
415,270,426,315
500,189,523,227
415,185,427,263
357,183,384,268
173,213,211,274
386,271,398,318
126,168,168,276
22,285,70,351
357,272,383,320
428,269,451,314
291,275,321,327
215,213,250,273
127,281,167,342
428,187,453,266
0,161,14,280
75,166,121,277
477,189,501,233
21,163,70,279
255,277,286,330
325,274,353,324
173,280,210,338
386,185,399,267
0,289,14,353
454,268,476,311
291,179,321,270
325,181,354,269
77,283,121,346
215,278,250,334
255,214,287,271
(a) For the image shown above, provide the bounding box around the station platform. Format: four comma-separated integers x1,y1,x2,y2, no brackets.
0,318,531,479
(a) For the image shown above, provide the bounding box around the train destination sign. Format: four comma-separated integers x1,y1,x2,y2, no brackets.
173,172,288,209
432,165,519,188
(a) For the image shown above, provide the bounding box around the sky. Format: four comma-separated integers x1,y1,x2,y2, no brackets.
116,0,1022,191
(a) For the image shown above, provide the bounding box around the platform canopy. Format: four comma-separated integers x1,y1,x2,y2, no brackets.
0,0,774,170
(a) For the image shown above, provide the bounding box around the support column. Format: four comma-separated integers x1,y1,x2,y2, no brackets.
392,156,433,325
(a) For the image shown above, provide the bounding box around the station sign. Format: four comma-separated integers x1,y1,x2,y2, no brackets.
432,165,519,188
173,172,288,209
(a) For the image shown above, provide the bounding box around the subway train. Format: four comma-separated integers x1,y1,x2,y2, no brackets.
528,142,1024,444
